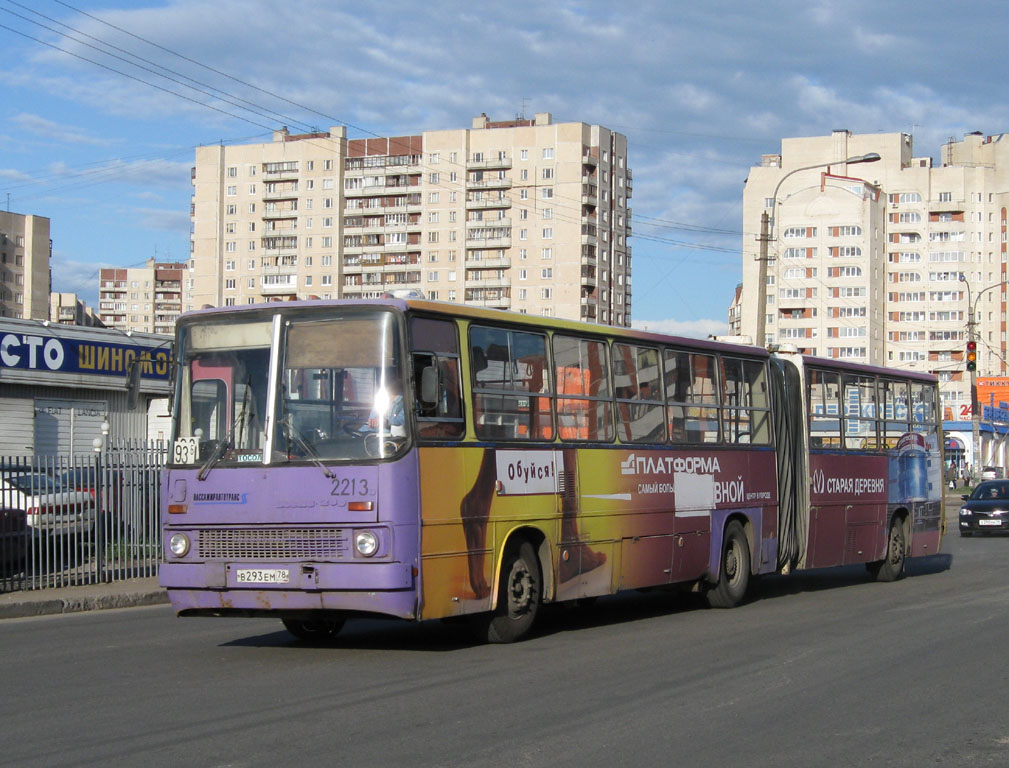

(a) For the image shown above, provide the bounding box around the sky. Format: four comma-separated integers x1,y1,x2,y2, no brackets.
2,0,1008,337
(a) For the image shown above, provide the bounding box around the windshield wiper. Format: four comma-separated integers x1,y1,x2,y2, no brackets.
196,437,230,481
281,413,335,479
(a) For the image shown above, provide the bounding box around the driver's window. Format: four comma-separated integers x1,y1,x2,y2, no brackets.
191,379,227,441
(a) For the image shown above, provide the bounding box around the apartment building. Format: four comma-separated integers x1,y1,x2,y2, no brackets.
98,259,185,333
0,211,50,320
740,129,1009,420
189,112,633,325
49,292,101,326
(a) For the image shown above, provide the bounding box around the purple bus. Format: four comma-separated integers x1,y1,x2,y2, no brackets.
157,299,944,642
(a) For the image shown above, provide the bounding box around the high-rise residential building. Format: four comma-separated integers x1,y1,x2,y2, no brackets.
98,259,185,333
0,211,50,320
740,129,1009,421
49,292,102,326
188,112,633,325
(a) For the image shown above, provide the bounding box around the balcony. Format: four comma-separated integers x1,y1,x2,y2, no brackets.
261,281,298,296
467,157,512,171
263,207,298,220
465,276,510,289
465,255,511,269
466,177,512,191
263,187,299,201
466,197,512,210
263,167,299,182
930,198,965,213
466,236,512,249
581,233,597,247
582,152,599,166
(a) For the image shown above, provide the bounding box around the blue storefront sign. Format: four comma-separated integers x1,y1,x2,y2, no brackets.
0,332,170,380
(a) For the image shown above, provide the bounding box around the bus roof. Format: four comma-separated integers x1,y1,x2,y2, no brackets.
179,297,773,359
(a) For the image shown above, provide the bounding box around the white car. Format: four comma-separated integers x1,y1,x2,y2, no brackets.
981,466,1005,481
0,472,96,536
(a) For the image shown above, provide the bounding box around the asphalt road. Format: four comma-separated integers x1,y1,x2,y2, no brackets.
3,526,1007,768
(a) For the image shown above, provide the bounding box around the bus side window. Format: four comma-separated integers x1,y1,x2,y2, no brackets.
409,316,465,440
554,335,613,442
663,349,719,444
808,369,841,448
613,343,664,443
470,325,554,441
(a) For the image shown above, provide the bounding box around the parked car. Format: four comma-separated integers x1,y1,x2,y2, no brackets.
981,466,1005,481
56,467,124,514
0,507,26,575
0,472,96,536
959,480,1009,536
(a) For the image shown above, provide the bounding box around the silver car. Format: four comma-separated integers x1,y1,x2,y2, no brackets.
0,472,96,536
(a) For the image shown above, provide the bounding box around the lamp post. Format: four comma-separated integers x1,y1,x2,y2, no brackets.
958,275,1007,482
755,152,881,348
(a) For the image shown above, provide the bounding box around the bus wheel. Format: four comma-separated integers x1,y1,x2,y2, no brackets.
869,517,906,582
474,540,541,643
706,521,750,608
282,617,345,642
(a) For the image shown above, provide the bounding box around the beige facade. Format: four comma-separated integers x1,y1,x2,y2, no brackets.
0,212,50,320
741,129,1009,420
98,259,184,333
49,292,101,326
188,112,633,325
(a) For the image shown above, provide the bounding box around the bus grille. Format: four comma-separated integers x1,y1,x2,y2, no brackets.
197,528,348,560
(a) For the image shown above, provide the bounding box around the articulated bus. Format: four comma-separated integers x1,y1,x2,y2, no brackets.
158,299,944,643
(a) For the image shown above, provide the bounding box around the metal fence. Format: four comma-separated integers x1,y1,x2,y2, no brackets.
0,443,167,593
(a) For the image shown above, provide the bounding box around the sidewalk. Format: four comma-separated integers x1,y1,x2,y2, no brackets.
0,576,167,620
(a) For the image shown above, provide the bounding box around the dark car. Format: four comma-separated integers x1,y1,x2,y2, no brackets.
1,507,26,576
959,480,1009,536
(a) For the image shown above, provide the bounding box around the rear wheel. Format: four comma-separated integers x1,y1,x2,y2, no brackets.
869,517,906,582
282,616,345,642
706,521,750,608
472,540,541,643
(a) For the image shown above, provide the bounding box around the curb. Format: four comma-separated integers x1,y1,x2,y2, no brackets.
0,589,169,620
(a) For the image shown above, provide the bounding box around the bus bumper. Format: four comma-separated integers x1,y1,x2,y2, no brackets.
159,561,417,619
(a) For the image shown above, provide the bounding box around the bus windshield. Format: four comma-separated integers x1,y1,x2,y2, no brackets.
275,310,408,462
172,309,408,466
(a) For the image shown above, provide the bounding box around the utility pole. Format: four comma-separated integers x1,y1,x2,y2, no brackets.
755,211,771,347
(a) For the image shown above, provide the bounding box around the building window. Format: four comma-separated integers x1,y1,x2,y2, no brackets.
542,148,554,160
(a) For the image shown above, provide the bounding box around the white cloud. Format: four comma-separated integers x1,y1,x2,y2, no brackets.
10,113,113,146
631,317,729,340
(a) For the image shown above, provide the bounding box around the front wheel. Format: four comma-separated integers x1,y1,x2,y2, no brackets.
706,520,751,608
282,616,345,642
472,540,541,643
869,517,906,582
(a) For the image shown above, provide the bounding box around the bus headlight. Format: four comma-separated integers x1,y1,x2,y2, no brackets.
169,533,191,557
354,530,379,557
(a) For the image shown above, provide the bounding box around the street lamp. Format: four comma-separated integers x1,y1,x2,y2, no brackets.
958,274,1008,482
755,152,881,347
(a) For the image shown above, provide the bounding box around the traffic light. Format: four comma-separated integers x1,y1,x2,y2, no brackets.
966,340,977,372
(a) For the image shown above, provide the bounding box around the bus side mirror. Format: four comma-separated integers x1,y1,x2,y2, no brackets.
126,359,142,411
420,365,438,408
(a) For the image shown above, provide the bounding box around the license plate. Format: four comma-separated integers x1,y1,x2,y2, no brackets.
979,519,1002,527
235,568,290,584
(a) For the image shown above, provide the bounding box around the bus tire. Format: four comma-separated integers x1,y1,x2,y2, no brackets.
706,520,750,608
474,540,541,644
282,616,345,642
870,516,906,582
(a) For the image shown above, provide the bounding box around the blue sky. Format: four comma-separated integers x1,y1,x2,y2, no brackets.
2,0,1007,336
